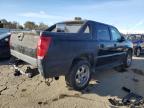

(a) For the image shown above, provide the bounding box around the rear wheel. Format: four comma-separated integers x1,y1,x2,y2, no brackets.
65,60,91,90
135,48,141,57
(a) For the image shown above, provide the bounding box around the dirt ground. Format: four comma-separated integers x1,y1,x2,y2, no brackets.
0,57,144,108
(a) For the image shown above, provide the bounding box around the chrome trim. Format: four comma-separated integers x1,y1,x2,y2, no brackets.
97,52,126,58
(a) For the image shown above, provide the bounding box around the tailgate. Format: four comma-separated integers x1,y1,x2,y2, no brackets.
10,31,40,66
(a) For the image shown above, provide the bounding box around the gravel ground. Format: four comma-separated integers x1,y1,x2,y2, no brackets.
0,57,144,108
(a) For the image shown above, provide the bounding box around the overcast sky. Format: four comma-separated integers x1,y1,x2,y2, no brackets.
0,0,144,33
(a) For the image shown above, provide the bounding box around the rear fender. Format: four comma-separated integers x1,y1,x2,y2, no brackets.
69,53,95,71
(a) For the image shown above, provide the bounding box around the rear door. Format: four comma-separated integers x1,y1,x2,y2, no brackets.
95,24,116,66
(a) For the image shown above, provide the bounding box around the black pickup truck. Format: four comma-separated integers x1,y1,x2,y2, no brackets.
10,20,133,90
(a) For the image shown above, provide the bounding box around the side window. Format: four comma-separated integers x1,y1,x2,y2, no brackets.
84,25,90,33
110,27,121,41
96,24,110,41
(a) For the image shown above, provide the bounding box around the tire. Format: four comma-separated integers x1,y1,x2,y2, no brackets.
65,60,91,90
135,48,141,57
115,50,132,72
124,50,133,68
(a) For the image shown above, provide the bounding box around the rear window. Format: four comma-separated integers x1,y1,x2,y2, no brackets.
48,21,85,33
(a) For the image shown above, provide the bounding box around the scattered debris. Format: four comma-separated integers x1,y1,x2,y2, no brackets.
38,101,43,105
122,87,131,93
21,89,27,92
10,59,39,78
52,98,58,102
38,100,49,105
45,78,53,86
109,87,144,107
14,70,22,76
123,93,144,106
109,98,123,106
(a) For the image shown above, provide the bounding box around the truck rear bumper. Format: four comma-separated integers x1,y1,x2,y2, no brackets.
11,50,37,66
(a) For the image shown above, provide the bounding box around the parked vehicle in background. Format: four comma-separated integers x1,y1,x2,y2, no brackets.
0,28,11,59
127,34,144,57
0,28,10,34
10,20,133,90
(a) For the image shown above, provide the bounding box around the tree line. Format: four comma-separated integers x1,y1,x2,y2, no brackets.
0,19,48,30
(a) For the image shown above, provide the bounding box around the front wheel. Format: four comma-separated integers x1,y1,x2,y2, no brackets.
115,50,132,72
65,60,91,90
124,50,133,67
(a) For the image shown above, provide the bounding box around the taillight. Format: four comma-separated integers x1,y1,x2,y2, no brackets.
9,33,11,46
37,36,52,59
9,37,11,46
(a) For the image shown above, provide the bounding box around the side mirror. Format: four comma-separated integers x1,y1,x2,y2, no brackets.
121,36,125,41
118,36,125,42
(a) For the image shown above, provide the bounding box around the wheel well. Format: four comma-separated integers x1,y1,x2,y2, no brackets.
70,54,94,70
